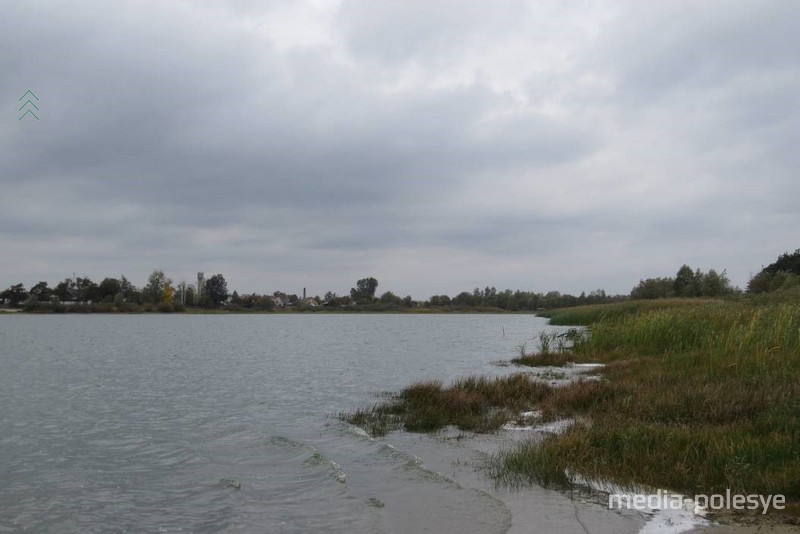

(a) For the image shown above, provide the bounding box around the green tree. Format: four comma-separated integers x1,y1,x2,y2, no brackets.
350,277,378,303
452,291,477,307
631,277,675,299
1,283,28,306
144,270,172,304
204,274,228,307
379,291,403,305
119,276,136,298
747,249,800,293
98,278,122,301
700,269,732,297
55,278,77,302
674,265,698,297
763,249,800,275
29,281,52,302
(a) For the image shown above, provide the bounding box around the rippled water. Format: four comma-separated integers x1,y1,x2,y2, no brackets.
0,313,573,533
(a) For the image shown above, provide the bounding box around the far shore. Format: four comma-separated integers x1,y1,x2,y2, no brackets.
0,306,539,315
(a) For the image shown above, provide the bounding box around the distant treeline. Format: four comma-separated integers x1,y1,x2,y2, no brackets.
630,249,800,300
746,249,800,294
630,265,736,299
1,249,797,313
0,272,624,313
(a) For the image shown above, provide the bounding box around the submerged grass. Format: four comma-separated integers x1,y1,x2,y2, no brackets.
496,300,800,513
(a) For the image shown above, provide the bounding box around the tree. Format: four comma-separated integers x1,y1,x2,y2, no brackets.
161,283,174,303
748,249,800,293
452,291,477,307
22,293,40,310
428,295,451,307
673,265,698,297
631,277,674,299
119,276,136,298
29,281,53,302
144,270,172,304
700,269,731,297
763,249,800,276
184,285,195,306
73,277,100,302
204,274,228,307
379,291,403,305
350,277,378,303
1,284,28,306
98,278,122,301
55,278,77,302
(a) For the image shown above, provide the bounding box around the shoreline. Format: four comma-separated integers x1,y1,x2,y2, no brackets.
0,308,539,315
343,299,800,530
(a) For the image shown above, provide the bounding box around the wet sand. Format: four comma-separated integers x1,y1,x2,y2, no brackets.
378,419,797,534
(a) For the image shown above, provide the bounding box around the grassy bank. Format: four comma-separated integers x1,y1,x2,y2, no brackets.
344,298,800,516
498,299,800,514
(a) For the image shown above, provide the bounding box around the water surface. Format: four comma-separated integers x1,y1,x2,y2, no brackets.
0,314,641,533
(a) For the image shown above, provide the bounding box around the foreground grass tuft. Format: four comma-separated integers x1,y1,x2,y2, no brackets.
341,374,554,436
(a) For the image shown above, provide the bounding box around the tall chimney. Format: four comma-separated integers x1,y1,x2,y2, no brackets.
303,287,306,300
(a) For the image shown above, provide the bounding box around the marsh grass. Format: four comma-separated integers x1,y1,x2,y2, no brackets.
511,329,591,367
537,298,716,326
341,374,553,436
495,300,800,510
537,331,552,354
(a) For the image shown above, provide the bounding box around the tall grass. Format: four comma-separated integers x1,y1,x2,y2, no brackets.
538,298,716,326
496,300,800,510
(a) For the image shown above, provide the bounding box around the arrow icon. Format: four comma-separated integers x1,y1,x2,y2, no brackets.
19,109,39,121
19,90,39,102
18,100,39,112
18,90,40,121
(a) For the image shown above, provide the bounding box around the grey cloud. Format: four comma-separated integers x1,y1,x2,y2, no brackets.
1,1,798,296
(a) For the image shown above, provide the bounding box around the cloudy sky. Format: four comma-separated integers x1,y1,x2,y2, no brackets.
2,0,798,298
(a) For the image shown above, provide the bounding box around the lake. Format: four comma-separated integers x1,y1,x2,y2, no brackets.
0,314,646,533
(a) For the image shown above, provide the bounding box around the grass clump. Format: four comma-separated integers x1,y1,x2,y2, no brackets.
341,374,553,436
495,300,800,513
511,329,591,367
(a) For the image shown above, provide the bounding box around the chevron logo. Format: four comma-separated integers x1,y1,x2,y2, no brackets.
19,90,39,121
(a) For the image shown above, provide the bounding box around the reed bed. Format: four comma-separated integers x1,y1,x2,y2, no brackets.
538,298,716,326
496,300,800,511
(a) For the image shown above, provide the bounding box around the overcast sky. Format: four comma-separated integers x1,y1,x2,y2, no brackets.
2,0,798,298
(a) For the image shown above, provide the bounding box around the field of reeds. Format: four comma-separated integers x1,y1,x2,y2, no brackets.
497,299,800,516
